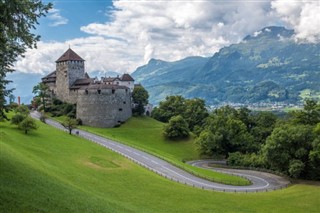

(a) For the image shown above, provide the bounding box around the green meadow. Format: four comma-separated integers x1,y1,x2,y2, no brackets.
79,116,249,185
1,117,320,212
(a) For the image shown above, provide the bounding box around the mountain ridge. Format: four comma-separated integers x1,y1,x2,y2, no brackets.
132,26,320,105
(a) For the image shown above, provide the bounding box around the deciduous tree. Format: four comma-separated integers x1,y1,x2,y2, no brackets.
263,124,314,178
152,96,186,122
61,117,78,135
132,85,149,116
18,116,38,134
163,115,189,140
0,0,51,121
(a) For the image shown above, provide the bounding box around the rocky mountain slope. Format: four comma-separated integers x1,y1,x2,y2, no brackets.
132,26,320,105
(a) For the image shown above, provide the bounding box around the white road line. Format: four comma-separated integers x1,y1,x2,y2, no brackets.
151,160,159,165
162,166,269,190
142,156,149,160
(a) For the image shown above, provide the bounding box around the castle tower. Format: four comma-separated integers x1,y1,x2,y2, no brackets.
55,48,85,103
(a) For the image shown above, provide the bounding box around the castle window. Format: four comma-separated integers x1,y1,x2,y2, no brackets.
125,89,128,93
119,108,123,111
123,101,126,104
112,89,115,94
85,89,88,94
97,89,101,94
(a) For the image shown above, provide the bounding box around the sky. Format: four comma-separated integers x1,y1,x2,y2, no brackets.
14,0,320,75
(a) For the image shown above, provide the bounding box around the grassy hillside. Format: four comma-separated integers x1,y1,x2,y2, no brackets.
80,116,249,185
1,118,320,212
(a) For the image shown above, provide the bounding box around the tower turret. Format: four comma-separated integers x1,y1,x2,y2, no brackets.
55,48,85,102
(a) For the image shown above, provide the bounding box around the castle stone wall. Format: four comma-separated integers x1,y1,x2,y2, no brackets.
56,61,84,103
76,88,132,127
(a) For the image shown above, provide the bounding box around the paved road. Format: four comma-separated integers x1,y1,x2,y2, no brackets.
31,111,290,192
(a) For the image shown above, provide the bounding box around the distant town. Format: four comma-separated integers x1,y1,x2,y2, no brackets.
209,102,304,111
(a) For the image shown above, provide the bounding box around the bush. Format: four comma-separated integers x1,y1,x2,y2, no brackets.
288,160,305,178
163,115,189,140
53,98,63,105
18,117,38,134
11,113,26,125
227,152,266,168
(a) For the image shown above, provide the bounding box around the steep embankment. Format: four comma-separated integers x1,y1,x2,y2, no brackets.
1,117,320,212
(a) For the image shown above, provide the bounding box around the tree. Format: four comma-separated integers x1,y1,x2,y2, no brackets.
308,124,320,180
61,117,78,135
9,94,15,104
11,113,26,125
33,82,50,111
250,111,278,145
15,104,30,116
263,124,314,178
152,96,186,122
291,100,320,125
10,105,29,125
184,98,208,132
132,85,149,116
163,115,189,140
18,116,38,134
197,106,254,158
196,130,221,156
0,0,52,121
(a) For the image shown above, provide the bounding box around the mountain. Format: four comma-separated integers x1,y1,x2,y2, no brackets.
132,26,320,105
132,57,209,103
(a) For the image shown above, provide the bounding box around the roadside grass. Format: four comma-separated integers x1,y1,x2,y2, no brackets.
1,117,320,212
79,116,248,185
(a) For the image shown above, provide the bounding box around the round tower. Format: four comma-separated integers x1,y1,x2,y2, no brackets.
55,48,85,103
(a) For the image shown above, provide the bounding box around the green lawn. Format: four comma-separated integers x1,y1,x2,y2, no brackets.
1,118,320,212
79,116,249,185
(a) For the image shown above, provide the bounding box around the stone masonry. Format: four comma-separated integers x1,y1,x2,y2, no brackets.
42,48,133,127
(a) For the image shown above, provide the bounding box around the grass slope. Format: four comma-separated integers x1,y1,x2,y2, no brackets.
80,116,249,185
1,119,320,212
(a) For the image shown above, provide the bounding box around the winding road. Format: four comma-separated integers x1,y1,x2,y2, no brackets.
31,111,290,192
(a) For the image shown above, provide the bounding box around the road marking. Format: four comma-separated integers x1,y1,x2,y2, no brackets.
133,152,141,156
31,111,274,192
142,156,149,160
151,160,159,165
162,166,269,190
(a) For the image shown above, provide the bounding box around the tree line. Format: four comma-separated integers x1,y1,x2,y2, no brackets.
152,96,320,180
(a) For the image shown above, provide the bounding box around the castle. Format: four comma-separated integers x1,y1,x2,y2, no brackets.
42,48,134,128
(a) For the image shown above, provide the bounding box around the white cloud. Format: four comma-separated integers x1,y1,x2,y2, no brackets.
79,0,279,69
271,0,320,43
48,8,68,27
14,0,320,75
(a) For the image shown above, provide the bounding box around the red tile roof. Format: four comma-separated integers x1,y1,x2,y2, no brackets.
56,48,84,62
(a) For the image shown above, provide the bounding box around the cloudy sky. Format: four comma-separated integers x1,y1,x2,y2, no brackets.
14,0,320,75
